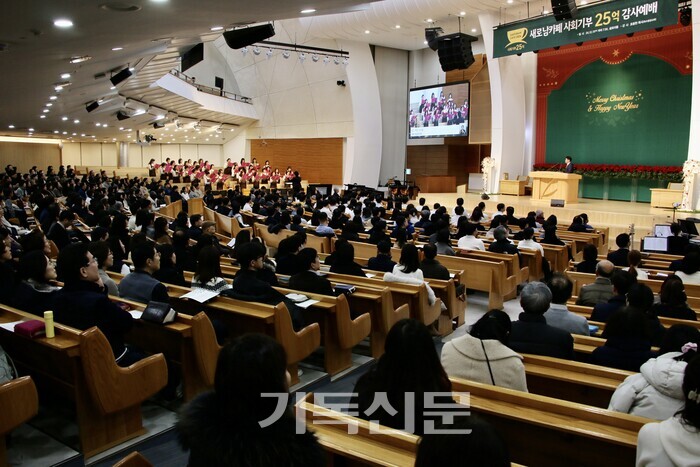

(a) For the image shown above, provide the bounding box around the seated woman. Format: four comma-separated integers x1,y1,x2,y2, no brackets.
153,216,172,245
177,334,324,467
651,275,697,321
384,244,437,303
154,243,188,287
88,241,119,296
609,324,700,420
576,244,599,274
675,251,700,285
329,241,366,277
624,250,648,280
353,319,458,435
591,307,657,372
636,350,700,465
441,310,527,391
14,250,61,315
192,245,232,293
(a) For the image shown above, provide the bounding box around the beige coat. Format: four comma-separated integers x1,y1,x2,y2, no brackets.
441,333,528,392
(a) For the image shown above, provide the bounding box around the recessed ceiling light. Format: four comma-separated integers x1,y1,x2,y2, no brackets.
49,96,57,100
210,26,224,31
46,103,53,107
102,124,108,127
112,47,123,51
95,123,101,127
110,86,116,90
507,0,513,3
423,40,428,44
395,25,401,29
426,18,433,22
129,67,135,71
300,8,316,13
62,116,68,121
54,19,74,28
73,133,77,136
69,55,92,64
8,125,14,129
471,28,477,32
74,119,80,124
460,11,466,16
40,115,46,119
28,128,34,132
60,73,71,79
365,30,370,34
62,131,68,135
119,127,124,130
55,86,63,92
81,134,86,137
581,0,587,3
543,9,550,13
42,109,49,113
54,130,59,134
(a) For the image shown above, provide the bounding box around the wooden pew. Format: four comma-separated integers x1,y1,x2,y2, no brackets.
108,273,320,385
522,354,632,408
436,255,516,310
0,376,38,466
449,377,648,467
568,303,700,330
0,305,167,457
297,392,418,467
188,197,204,216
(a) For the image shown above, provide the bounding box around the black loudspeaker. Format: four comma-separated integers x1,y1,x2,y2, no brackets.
110,68,133,86
86,101,99,113
215,76,224,89
116,110,130,120
551,199,565,207
153,122,165,129
437,33,477,72
223,24,275,49
551,0,578,21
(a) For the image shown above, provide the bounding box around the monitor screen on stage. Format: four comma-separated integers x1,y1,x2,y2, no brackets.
643,236,668,253
408,81,469,139
654,224,673,238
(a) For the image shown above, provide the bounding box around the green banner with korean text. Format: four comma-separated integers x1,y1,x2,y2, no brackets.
493,0,679,58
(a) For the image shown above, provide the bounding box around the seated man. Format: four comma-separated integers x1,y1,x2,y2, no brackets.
544,274,589,336
118,243,170,303
591,270,635,323
47,210,76,250
315,212,336,237
420,244,450,280
289,248,334,296
225,242,304,330
576,260,614,306
187,214,204,241
54,243,140,366
488,226,519,257
516,227,544,256
607,233,631,267
367,240,396,273
509,282,574,359
456,222,485,251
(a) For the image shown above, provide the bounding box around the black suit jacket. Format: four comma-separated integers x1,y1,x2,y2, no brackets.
607,248,630,267
565,163,574,173
289,271,335,296
509,313,574,359
47,222,71,250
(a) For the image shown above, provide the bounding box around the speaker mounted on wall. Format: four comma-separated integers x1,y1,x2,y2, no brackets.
551,0,578,21
436,33,477,72
110,68,132,86
550,199,565,207
223,24,275,49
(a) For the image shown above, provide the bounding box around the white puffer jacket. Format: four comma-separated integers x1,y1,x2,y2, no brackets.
608,352,686,421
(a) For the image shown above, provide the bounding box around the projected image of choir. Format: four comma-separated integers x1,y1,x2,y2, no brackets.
409,93,468,128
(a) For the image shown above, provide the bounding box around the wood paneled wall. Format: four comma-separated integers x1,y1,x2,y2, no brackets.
0,142,61,173
250,138,343,185
407,144,489,188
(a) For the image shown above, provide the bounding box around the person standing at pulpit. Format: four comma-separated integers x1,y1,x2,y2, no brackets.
564,156,574,173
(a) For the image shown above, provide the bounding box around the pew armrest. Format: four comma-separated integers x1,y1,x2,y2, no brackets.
0,376,38,435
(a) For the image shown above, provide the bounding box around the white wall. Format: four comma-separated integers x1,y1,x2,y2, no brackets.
222,127,251,161
186,42,241,95
62,143,119,167
375,46,409,184
70,143,223,168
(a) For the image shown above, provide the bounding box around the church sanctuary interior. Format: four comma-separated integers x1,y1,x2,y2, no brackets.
1,0,700,465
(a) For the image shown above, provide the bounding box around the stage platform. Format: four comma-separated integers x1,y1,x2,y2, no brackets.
416,192,684,249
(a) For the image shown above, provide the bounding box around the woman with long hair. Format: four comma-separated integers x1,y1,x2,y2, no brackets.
651,275,697,321
353,319,460,435
178,334,324,466
13,250,61,316
192,245,231,292
383,244,436,305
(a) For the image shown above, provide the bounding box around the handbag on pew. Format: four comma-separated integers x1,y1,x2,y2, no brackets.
141,301,178,324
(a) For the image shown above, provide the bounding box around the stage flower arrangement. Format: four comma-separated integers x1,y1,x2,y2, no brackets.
533,163,682,182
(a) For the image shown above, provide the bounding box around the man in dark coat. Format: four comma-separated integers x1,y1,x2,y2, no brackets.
509,281,574,359
289,248,334,296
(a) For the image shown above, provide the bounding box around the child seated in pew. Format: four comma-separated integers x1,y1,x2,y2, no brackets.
177,334,325,467
637,351,700,466
415,416,510,467
609,325,700,420
441,310,528,392
353,319,463,435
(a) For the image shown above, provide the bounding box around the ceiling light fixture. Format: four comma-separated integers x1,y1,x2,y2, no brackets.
301,8,316,13
395,25,401,29
241,46,249,56
311,53,319,62
69,55,92,64
74,119,80,124
471,28,477,32
62,117,68,121
282,50,290,59
112,47,123,51
46,103,53,107
253,46,261,55
54,19,74,28
334,57,341,65
54,130,59,134
42,109,49,113
8,125,14,129
40,115,46,119
299,52,306,63
210,26,223,31
364,30,370,34
266,48,273,59
28,128,34,132
49,96,57,100
60,73,71,79
55,85,63,92
323,56,330,65
460,11,466,15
